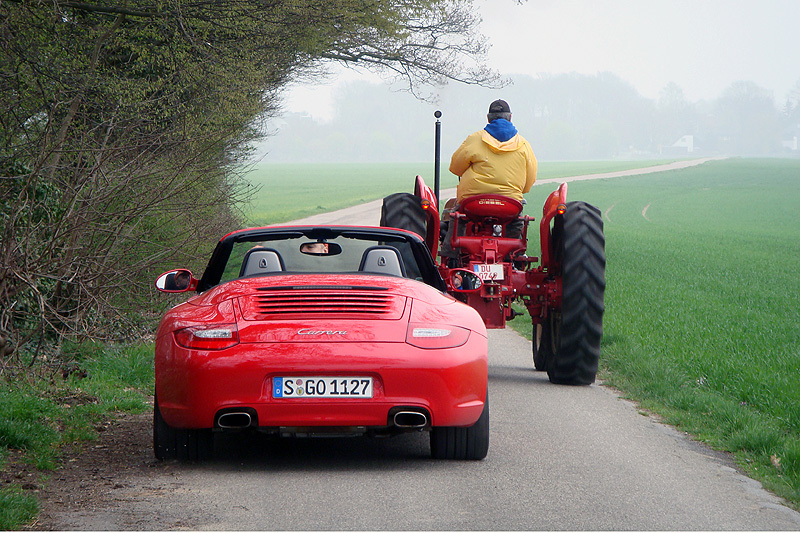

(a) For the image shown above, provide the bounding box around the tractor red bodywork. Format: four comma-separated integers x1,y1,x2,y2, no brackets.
412,176,567,330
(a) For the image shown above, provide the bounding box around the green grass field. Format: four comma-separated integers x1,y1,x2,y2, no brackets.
240,159,681,225
514,158,800,505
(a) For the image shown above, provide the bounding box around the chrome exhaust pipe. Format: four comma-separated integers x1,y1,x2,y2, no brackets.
217,412,253,429
393,410,428,428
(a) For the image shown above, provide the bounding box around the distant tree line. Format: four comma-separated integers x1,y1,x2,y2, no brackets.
0,0,500,369
259,73,800,162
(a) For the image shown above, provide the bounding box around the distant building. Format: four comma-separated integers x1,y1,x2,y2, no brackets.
672,135,694,153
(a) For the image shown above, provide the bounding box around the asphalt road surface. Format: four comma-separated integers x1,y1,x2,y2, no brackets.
37,159,800,530
41,327,800,530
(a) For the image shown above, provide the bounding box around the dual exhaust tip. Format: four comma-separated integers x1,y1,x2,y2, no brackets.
216,408,429,430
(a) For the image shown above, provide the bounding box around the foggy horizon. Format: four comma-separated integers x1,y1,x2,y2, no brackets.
283,0,800,124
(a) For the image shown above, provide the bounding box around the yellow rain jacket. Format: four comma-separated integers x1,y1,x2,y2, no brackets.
450,128,537,203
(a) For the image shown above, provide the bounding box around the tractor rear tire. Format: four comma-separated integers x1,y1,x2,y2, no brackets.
380,193,426,238
546,201,605,385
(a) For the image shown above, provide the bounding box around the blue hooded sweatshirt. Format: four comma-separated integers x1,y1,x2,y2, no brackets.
484,118,518,143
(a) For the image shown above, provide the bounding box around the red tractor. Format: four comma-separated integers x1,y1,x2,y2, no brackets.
380,176,605,385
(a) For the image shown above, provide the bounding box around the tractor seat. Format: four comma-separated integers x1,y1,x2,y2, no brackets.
459,194,523,224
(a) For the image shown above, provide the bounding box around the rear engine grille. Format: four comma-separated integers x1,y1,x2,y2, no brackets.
240,286,405,320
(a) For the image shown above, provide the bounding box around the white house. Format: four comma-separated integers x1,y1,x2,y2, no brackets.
672,135,694,153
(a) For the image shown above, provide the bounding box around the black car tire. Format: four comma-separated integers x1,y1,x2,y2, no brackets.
430,394,489,460
380,192,427,238
546,201,605,385
154,392,213,461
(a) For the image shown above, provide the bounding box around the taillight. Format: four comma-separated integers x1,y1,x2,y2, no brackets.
174,324,239,350
406,323,470,349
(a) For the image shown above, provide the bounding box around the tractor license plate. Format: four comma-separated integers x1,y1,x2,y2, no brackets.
474,264,504,281
273,377,373,398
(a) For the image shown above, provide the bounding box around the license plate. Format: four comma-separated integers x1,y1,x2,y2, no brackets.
273,377,373,398
474,263,504,281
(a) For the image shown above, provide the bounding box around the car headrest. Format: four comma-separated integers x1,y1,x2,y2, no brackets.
239,248,285,277
358,246,406,277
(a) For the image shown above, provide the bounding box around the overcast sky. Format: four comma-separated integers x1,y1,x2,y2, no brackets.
285,0,800,121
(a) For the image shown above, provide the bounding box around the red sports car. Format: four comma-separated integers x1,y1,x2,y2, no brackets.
154,225,489,461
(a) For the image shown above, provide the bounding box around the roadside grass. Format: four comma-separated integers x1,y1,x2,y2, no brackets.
510,157,800,507
0,486,39,530
0,342,153,529
241,159,680,225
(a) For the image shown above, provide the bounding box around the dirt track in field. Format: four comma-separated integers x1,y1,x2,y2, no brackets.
533,156,726,185
288,156,726,227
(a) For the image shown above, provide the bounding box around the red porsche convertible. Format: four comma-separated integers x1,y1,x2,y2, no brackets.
154,225,489,461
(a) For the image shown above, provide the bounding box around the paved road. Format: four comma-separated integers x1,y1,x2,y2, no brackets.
44,328,800,530
40,158,800,529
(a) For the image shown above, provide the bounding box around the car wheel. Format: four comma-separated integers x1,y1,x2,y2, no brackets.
547,201,605,385
153,393,213,461
431,394,489,460
380,192,427,238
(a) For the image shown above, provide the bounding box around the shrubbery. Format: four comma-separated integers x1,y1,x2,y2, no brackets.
0,0,494,371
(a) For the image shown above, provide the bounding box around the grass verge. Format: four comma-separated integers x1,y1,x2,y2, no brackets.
0,342,154,529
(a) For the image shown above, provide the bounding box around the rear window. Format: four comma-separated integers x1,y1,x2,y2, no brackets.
218,234,423,285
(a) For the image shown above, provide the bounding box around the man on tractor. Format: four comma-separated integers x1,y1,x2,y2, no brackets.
441,99,538,258
380,105,605,385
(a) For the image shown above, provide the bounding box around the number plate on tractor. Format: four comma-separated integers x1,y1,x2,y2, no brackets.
273,377,373,398
473,264,504,281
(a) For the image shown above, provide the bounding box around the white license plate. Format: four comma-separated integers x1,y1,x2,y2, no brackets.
273,376,373,398
474,263,504,281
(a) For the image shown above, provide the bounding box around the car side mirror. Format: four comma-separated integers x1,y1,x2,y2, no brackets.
449,269,482,292
155,269,196,292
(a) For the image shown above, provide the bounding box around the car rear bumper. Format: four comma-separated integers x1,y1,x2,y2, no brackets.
156,336,487,430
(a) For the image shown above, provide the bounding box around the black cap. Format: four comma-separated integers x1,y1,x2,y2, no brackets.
488,99,511,113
